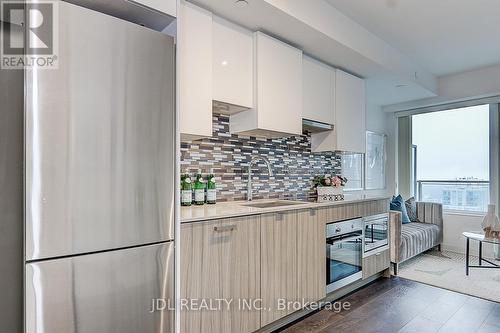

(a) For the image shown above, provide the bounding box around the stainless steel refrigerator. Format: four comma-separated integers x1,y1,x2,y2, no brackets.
1,1,175,332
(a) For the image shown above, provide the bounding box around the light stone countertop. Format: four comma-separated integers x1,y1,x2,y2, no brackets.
180,194,391,223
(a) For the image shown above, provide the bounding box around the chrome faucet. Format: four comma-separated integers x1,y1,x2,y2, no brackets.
247,155,273,201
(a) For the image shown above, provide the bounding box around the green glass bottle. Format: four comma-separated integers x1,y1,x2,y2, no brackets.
181,173,192,206
206,169,216,204
194,170,206,205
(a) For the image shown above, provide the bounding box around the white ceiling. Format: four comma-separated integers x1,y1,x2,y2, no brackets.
326,0,500,76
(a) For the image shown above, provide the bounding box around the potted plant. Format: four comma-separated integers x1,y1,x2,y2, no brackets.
313,174,348,202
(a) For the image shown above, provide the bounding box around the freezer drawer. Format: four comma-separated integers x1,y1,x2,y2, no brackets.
25,1,175,260
25,242,174,333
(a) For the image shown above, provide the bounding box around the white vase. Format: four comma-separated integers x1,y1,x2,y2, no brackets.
482,204,500,239
316,186,344,202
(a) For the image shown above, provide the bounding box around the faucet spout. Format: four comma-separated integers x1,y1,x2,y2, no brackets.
247,156,273,201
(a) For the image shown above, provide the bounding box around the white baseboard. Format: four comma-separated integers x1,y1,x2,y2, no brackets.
442,243,495,258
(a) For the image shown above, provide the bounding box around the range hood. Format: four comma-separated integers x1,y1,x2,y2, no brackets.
64,0,176,32
302,119,333,134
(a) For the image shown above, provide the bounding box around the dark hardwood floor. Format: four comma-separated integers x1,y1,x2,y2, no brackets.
280,277,500,333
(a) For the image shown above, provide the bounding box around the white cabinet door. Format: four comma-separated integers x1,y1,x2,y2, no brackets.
303,55,335,125
255,32,302,135
213,17,253,109
178,1,213,140
311,69,365,153
230,32,302,138
136,0,176,17
335,70,366,153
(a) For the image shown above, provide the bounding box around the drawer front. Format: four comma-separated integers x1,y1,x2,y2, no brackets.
363,199,390,217
362,249,390,279
325,200,389,223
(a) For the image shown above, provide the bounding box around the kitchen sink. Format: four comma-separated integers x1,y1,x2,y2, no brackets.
242,200,304,209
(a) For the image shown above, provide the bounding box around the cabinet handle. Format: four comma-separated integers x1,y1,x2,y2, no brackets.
214,224,237,232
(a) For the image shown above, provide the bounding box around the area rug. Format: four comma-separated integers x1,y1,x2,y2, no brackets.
399,250,500,302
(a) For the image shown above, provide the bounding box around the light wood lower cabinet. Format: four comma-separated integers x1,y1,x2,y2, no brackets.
220,216,261,333
362,249,390,279
261,211,298,326
181,216,261,333
181,219,221,333
181,201,390,331
297,209,326,304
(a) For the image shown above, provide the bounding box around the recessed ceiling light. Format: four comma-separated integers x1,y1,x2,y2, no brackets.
235,0,249,7
221,60,228,66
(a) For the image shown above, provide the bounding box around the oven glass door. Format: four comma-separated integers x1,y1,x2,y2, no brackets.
326,231,363,287
364,220,388,252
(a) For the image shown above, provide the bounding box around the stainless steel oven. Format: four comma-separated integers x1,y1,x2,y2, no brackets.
326,218,364,293
364,213,389,256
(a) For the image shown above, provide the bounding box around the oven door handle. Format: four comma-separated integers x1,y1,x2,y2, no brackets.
329,235,363,244
366,221,388,227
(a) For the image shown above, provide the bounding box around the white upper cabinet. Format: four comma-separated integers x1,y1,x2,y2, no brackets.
136,0,176,18
212,17,253,110
178,1,213,141
311,69,365,153
230,32,303,138
302,56,335,125
335,70,366,153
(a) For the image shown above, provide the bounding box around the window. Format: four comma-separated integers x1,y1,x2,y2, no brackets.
412,105,490,213
341,153,364,191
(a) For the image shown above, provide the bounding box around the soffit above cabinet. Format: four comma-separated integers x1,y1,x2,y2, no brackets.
65,0,176,31
135,0,177,18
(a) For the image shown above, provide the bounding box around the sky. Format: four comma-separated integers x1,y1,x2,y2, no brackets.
412,105,490,181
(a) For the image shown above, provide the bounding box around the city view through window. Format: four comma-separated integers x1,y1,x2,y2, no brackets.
412,105,490,212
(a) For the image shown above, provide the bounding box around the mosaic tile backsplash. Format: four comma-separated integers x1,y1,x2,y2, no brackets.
181,113,342,202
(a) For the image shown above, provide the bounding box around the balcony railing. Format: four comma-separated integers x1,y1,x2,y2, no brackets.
417,180,490,213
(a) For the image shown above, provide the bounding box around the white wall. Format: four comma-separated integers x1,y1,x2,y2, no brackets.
442,213,495,258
